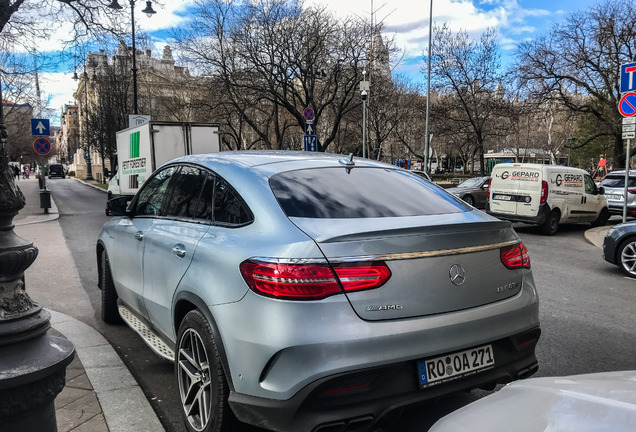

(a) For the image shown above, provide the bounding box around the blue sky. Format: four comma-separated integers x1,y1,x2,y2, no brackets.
16,0,601,125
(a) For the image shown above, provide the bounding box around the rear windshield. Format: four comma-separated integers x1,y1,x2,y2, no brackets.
270,167,466,218
600,175,636,188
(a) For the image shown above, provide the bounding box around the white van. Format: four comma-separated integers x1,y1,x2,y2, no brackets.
487,163,609,235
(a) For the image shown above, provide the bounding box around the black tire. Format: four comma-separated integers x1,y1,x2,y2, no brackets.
463,195,474,206
617,238,636,278
176,310,238,432
101,251,122,324
540,210,560,235
591,208,610,227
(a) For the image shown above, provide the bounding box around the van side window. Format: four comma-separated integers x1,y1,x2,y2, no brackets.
584,175,597,194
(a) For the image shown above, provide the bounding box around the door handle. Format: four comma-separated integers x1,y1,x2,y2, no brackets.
134,231,144,241
172,245,186,258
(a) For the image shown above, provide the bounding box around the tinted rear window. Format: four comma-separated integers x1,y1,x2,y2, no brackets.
600,175,636,188
270,167,466,218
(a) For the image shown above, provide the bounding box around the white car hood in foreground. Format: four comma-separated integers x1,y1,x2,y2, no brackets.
430,371,636,432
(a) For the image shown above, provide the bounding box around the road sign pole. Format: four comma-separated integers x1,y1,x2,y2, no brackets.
624,139,632,223
362,98,367,158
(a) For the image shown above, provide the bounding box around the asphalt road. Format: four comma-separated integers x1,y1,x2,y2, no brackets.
48,178,636,432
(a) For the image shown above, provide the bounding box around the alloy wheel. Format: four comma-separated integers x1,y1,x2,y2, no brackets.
177,328,212,432
620,241,636,277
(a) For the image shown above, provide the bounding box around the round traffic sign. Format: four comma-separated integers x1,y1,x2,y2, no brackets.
303,107,315,121
619,92,636,117
33,137,51,155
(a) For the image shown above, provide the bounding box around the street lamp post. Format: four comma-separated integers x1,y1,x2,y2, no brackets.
108,0,156,115
424,0,433,173
360,69,369,158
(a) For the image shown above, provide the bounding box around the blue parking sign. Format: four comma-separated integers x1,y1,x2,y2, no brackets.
304,135,317,152
31,118,50,136
621,63,636,94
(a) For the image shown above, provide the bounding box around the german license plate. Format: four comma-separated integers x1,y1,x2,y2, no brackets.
606,194,622,200
493,194,512,201
418,344,495,388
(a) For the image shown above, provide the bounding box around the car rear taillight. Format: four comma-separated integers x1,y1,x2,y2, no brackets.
239,259,391,300
540,181,548,204
628,188,636,195
500,242,531,270
487,177,492,199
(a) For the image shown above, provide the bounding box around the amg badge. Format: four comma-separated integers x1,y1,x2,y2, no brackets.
366,304,404,311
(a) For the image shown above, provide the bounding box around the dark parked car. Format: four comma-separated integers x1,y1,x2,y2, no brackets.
446,176,490,208
98,151,540,432
48,163,66,179
603,220,636,277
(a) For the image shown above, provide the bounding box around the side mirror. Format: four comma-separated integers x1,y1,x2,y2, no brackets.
598,186,605,195
106,196,129,217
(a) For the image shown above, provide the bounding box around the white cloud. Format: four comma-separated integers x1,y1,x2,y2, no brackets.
134,0,197,33
41,72,79,126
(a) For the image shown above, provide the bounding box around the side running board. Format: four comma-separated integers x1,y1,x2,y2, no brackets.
118,305,175,362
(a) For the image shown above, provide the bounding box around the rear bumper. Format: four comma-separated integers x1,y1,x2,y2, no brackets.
229,328,540,432
607,203,636,216
214,277,540,432
486,203,551,226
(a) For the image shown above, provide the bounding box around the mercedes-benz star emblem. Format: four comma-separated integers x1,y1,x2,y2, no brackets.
449,264,466,286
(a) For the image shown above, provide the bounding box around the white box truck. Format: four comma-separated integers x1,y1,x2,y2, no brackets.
107,121,220,200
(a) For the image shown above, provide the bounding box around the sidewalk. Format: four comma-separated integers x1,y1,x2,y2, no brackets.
13,176,164,432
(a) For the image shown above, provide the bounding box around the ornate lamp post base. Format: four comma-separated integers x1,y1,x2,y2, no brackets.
0,317,74,431
0,121,75,431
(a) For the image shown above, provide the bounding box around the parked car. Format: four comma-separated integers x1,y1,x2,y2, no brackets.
48,163,66,179
97,151,540,432
429,370,636,432
603,220,636,277
598,170,636,217
446,176,490,208
410,169,432,181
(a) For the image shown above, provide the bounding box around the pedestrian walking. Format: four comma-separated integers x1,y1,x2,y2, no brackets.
25,167,29,178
